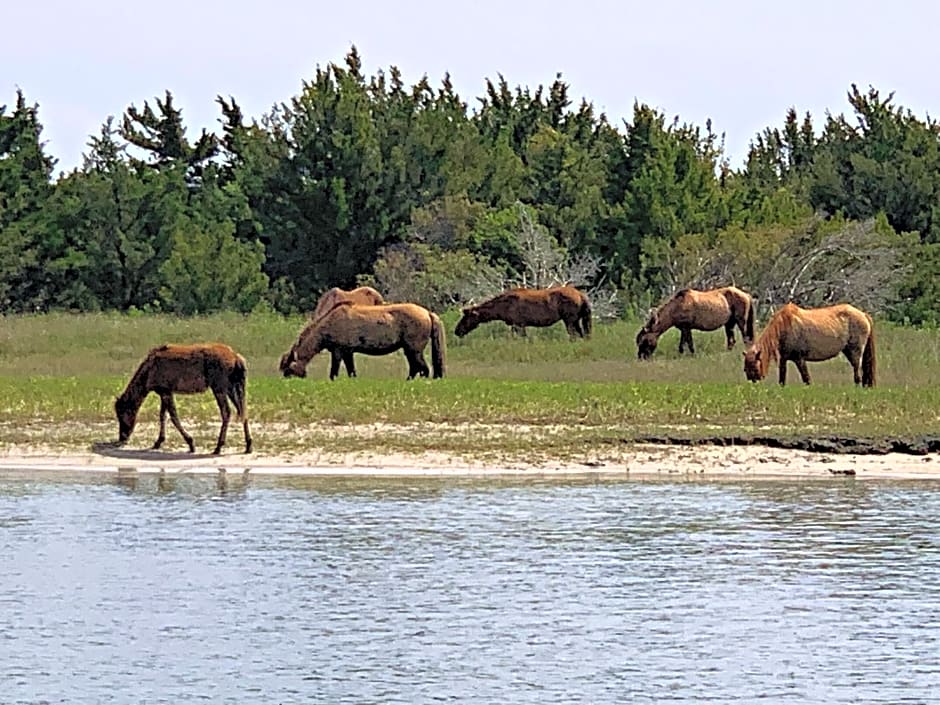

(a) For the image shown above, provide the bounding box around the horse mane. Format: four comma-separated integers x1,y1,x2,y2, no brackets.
116,351,155,408
752,303,799,376
644,289,690,333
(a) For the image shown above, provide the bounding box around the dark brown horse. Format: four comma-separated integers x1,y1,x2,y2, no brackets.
114,343,252,454
280,302,446,380
636,286,755,359
454,286,592,339
310,285,384,320
743,302,876,386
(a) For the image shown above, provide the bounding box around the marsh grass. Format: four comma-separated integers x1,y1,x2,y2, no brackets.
0,312,938,456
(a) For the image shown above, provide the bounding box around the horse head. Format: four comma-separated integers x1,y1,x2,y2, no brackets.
114,396,137,444
454,307,481,337
278,350,307,378
636,328,658,359
742,347,764,382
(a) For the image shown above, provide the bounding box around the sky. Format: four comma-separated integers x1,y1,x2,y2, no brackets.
5,0,940,175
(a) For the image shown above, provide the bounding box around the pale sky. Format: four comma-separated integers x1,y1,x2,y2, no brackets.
5,0,939,175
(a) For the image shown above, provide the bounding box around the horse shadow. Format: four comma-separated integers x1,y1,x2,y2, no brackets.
91,441,218,462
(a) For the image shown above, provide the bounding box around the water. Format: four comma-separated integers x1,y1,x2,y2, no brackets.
2,470,940,704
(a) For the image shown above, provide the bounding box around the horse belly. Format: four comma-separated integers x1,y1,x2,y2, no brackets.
170,379,210,394
358,344,403,356
150,358,210,393
805,342,844,361
799,320,849,361
514,302,560,327
690,303,731,331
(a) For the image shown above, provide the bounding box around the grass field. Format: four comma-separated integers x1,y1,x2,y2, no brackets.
0,311,938,457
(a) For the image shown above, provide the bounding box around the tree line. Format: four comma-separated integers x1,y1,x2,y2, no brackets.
2,47,938,323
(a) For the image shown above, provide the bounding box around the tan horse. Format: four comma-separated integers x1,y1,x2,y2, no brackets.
636,286,755,359
280,302,446,380
743,302,876,386
309,286,386,377
454,286,592,339
115,343,252,454
310,285,384,320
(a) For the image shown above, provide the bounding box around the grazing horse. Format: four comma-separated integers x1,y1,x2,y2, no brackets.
454,286,592,339
743,302,876,386
636,286,755,359
114,343,252,454
311,285,385,320
279,302,446,380
309,286,386,377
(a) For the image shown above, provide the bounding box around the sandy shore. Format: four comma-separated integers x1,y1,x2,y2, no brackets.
1,441,938,480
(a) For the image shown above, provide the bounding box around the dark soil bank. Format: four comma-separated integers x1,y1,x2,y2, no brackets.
628,435,940,456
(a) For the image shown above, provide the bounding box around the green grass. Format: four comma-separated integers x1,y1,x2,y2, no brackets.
0,312,938,457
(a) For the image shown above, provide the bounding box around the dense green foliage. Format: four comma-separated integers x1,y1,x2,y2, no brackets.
2,49,938,322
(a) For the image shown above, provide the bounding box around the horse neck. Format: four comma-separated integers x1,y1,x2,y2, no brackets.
117,359,151,413
646,300,677,336
472,299,502,322
293,323,325,364
755,322,782,376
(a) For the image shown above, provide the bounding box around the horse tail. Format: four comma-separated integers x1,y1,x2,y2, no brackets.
430,312,446,379
229,355,249,420
862,318,876,388
579,295,593,339
744,295,756,343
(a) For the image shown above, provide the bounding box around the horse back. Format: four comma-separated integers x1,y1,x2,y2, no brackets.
492,286,584,325
144,343,239,393
661,288,732,331
322,303,432,349
311,286,385,320
781,304,866,360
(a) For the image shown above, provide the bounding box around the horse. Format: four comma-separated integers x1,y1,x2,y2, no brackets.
309,286,386,377
636,286,755,359
114,343,252,454
310,285,385,321
279,302,446,380
743,302,876,386
454,286,592,339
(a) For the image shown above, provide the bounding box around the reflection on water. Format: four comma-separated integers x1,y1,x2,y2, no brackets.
2,471,939,704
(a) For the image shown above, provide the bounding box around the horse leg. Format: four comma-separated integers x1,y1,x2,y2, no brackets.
211,389,231,455
153,393,170,450
329,350,342,380
795,359,812,385
725,320,736,350
679,327,694,354
511,325,527,338
414,349,430,378
343,351,357,377
736,315,749,345
164,393,196,452
844,347,863,385
403,348,428,379
778,359,788,386
564,318,580,340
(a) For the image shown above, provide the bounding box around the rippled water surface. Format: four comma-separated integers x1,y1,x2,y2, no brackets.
2,470,940,704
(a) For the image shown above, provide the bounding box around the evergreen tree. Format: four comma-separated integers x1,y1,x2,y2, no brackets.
120,90,219,185
0,90,56,310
